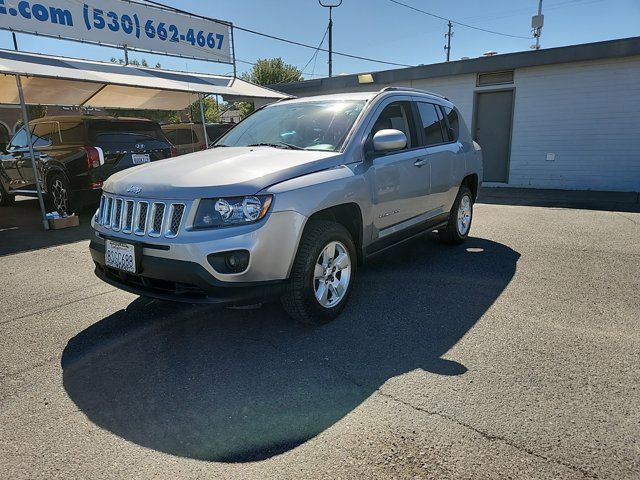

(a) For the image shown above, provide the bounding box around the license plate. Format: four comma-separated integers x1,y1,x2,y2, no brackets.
105,239,137,273
132,154,150,165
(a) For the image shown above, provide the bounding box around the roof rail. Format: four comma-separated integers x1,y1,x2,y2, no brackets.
379,86,448,100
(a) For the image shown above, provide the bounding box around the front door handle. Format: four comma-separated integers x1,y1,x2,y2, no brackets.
414,157,428,167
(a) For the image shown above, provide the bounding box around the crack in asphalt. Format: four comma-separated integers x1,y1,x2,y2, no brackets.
0,289,117,326
319,361,598,479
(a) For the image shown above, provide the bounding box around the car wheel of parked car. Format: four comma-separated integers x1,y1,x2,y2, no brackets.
47,173,72,214
438,184,473,245
282,220,357,325
0,182,15,207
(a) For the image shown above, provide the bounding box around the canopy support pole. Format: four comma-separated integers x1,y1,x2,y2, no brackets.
15,74,49,231
199,94,210,148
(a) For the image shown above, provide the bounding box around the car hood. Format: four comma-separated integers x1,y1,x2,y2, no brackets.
103,147,343,199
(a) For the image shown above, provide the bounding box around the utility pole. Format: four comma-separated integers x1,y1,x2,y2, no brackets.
444,21,453,62
532,0,544,50
319,0,342,77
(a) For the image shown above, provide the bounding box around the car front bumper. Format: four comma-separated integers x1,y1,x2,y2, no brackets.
90,209,307,304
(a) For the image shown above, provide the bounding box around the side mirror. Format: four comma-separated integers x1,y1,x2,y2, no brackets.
372,129,407,153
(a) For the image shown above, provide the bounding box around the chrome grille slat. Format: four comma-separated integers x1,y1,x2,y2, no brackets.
97,194,185,238
135,201,149,236
122,200,134,234
104,197,113,228
148,203,166,237
166,204,185,238
111,199,123,231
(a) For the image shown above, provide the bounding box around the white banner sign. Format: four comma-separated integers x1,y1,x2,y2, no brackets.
0,0,232,63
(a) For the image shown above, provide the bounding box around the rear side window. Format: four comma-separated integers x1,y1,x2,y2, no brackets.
443,106,459,142
417,103,445,146
88,121,167,144
176,129,196,145
163,128,178,144
31,122,60,147
59,121,85,144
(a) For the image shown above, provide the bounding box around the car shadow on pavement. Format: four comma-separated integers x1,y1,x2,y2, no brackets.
0,197,93,256
61,234,519,463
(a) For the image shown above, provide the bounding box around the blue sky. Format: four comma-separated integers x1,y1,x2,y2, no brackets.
1,0,638,78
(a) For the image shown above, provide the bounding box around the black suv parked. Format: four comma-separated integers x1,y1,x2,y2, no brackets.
0,115,176,211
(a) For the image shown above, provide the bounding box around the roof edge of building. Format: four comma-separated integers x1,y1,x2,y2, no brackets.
273,36,640,94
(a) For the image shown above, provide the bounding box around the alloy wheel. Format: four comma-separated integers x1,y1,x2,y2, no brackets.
457,194,472,236
51,178,68,212
313,240,351,308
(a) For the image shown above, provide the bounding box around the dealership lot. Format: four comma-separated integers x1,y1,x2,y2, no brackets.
0,196,638,479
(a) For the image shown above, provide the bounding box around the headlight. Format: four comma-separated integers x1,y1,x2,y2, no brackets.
193,195,272,229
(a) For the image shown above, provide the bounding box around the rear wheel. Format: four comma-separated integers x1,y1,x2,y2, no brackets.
282,220,356,325
0,182,15,206
46,173,73,214
438,185,474,245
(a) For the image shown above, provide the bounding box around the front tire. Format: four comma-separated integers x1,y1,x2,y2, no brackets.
282,220,357,325
438,185,474,245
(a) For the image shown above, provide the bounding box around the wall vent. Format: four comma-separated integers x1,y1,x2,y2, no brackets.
477,70,514,86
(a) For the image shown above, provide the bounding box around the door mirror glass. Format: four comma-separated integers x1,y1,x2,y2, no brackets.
372,129,407,153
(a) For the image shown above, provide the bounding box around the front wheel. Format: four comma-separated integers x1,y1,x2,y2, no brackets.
281,220,357,325
438,185,474,245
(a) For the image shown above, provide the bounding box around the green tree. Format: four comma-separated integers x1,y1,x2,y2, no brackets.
14,105,48,129
237,58,303,118
189,96,220,124
241,58,303,85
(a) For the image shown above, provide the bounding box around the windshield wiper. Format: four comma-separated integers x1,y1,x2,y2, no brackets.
247,142,305,150
212,143,229,148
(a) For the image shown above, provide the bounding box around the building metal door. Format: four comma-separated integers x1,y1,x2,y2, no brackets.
474,90,514,183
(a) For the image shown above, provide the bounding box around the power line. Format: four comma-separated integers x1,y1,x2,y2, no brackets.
387,0,533,39
141,0,413,68
301,27,329,73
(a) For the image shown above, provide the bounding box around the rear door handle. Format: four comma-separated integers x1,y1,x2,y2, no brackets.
414,157,428,167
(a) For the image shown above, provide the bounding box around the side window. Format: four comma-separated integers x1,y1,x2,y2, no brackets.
31,122,59,147
8,127,29,149
164,129,178,144
417,102,445,146
59,121,84,144
370,101,417,150
443,106,459,142
176,129,194,145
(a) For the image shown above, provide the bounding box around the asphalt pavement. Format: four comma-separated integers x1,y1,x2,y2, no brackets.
0,196,638,479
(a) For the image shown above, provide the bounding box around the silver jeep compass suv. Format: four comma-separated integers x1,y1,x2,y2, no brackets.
90,87,483,324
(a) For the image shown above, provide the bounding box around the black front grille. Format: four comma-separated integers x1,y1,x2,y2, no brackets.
100,264,207,299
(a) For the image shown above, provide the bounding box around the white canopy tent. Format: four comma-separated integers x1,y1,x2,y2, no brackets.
0,48,288,109
0,48,289,229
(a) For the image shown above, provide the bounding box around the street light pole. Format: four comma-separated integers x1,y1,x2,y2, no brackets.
319,0,342,77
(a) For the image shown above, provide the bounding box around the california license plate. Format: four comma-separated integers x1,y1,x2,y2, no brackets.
105,239,137,273
132,154,150,165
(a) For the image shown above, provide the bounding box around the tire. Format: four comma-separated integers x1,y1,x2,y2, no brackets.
46,172,74,214
0,182,15,207
438,184,474,245
282,220,357,325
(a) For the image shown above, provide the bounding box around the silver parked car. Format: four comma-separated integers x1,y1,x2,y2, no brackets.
90,87,483,324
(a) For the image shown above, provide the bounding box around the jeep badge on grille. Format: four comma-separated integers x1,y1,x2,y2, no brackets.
127,185,143,195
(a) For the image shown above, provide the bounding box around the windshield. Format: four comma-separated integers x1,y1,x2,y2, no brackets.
217,100,366,151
